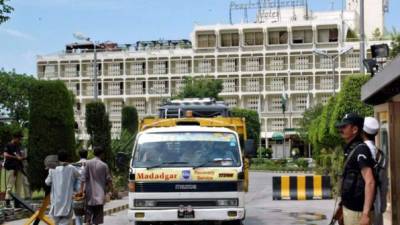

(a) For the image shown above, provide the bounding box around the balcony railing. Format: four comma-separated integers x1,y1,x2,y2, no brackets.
290,84,313,91
241,64,263,72
126,88,146,95
265,63,288,71
217,65,239,73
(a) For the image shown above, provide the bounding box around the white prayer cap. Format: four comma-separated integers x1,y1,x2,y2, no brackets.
363,117,380,135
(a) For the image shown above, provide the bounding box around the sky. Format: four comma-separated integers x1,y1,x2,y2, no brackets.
0,0,399,75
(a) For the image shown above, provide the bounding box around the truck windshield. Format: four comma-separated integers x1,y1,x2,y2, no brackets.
132,132,241,168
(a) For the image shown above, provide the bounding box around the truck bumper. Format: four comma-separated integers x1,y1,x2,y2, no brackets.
128,207,245,222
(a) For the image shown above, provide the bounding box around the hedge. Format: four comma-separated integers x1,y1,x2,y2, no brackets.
85,101,113,167
121,106,138,134
28,80,75,190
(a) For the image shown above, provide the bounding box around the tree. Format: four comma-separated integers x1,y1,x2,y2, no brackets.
297,103,324,144
230,107,261,149
390,29,400,58
175,77,223,100
85,101,112,167
0,0,13,24
121,106,138,134
328,74,373,138
317,96,340,149
28,80,76,190
0,70,35,125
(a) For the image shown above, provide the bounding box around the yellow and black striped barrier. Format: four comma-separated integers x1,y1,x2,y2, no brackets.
272,175,332,200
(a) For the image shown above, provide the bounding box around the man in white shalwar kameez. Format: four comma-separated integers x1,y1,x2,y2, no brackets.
45,151,80,225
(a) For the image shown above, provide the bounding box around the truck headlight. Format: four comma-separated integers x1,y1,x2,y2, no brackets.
217,199,238,206
135,200,156,207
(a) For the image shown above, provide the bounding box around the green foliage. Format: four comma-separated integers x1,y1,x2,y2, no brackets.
328,75,373,138
28,80,76,191
0,70,35,125
346,29,359,41
250,158,311,171
0,0,13,24
372,28,383,40
315,147,344,195
174,77,223,100
297,103,324,144
112,130,136,156
85,101,112,167
257,146,271,158
0,122,22,151
390,29,400,58
295,158,309,169
317,96,340,149
121,106,138,134
230,107,260,148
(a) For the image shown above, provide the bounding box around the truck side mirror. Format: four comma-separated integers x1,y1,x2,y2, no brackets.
244,139,256,157
115,152,129,170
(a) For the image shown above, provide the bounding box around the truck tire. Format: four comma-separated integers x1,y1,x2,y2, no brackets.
224,220,243,225
134,222,149,225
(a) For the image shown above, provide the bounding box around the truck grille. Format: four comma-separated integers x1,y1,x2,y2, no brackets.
155,200,217,207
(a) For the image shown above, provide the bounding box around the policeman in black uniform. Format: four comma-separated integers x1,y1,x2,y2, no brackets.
336,113,376,225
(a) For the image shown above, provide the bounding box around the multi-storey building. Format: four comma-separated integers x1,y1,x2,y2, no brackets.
37,0,389,156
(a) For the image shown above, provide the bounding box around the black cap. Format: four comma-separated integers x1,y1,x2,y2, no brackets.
336,113,364,129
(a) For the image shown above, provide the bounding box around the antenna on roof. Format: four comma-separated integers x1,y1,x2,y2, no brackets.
330,0,335,10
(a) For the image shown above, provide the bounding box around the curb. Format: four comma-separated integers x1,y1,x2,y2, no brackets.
104,204,129,217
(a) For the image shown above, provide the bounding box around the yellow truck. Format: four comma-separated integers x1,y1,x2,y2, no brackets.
127,98,254,225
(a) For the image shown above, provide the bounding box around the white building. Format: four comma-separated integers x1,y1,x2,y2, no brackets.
37,0,389,156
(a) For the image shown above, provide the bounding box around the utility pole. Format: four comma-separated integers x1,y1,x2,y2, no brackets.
73,33,99,100
93,43,98,100
359,0,366,74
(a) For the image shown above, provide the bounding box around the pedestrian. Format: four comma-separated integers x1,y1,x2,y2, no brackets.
3,131,30,208
336,113,376,225
45,151,80,225
362,117,388,225
81,146,112,225
73,149,88,225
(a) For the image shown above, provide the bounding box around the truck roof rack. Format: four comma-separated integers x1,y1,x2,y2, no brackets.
159,98,230,118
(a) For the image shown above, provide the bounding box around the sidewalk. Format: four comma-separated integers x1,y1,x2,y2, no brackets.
4,197,129,225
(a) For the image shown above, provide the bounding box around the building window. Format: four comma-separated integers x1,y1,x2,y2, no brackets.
222,79,237,93
292,30,313,44
244,31,263,46
318,28,338,43
244,57,262,71
221,58,237,72
223,97,238,108
268,31,288,45
197,33,216,48
270,77,285,91
221,33,239,47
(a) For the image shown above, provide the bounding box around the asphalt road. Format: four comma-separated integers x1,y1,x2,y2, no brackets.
103,172,335,225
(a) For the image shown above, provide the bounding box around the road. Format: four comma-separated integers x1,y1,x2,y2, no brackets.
104,172,335,225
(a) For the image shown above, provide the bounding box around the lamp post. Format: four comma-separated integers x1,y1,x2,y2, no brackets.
313,46,353,95
73,32,99,100
359,0,366,74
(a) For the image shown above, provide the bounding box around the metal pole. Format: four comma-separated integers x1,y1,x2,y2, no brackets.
258,86,262,158
283,111,286,159
93,42,98,100
359,0,366,74
332,57,336,95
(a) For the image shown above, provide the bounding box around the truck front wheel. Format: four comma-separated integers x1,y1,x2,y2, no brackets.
224,220,243,225
134,222,150,225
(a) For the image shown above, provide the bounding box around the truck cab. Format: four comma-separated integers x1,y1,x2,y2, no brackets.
128,98,253,225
